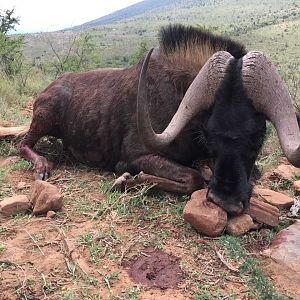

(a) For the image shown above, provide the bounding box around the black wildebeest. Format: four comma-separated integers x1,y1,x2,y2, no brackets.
7,25,300,214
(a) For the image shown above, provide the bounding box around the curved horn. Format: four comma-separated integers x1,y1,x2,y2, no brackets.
242,51,300,167
137,49,234,152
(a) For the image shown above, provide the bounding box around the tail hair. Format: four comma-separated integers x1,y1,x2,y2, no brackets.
0,125,29,138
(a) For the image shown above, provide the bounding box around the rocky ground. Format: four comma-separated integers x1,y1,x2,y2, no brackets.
0,141,300,300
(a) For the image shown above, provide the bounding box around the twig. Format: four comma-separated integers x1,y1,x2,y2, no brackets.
215,249,239,273
24,229,45,256
118,237,140,264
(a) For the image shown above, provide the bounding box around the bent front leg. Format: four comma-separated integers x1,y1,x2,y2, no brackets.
115,154,204,194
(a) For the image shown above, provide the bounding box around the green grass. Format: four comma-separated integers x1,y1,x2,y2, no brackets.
219,235,285,300
0,244,6,252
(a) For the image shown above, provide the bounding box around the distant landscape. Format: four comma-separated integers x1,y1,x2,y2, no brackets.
24,0,300,82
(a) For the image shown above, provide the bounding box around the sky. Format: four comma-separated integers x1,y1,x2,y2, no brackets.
0,0,142,33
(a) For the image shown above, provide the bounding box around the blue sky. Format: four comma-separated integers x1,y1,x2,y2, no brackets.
0,0,142,33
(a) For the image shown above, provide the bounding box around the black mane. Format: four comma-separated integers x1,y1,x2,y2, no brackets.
159,24,246,59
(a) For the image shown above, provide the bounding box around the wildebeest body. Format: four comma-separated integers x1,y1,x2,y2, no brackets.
31,61,207,170
19,24,272,214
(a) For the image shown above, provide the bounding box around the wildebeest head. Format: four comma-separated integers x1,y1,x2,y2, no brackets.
137,49,300,214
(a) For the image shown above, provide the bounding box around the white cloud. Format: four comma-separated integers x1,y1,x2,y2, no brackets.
0,0,142,33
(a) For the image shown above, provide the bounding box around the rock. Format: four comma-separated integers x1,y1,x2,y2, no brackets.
277,156,289,165
272,164,300,181
0,156,20,168
0,195,31,216
254,188,294,209
183,189,227,237
29,180,63,215
264,221,300,273
248,197,280,227
293,180,300,194
46,210,56,218
16,181,28,190
226,214,255,236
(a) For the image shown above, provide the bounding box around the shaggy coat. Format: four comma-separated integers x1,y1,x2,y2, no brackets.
19,25,265,213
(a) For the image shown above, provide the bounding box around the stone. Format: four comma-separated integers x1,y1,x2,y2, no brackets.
183,189,227,237
293,180,300,194
29,180,63,215
0,195,31,216
46,210,56,218
254,188,294,209
277,156,289,165
226,214,255,236
263,221,300,296
248,197,279,227
272,164,300,181
16,181,28,190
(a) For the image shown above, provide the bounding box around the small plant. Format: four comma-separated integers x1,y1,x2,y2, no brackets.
103,271,120,289
0,244,6,252
0,226,7,234
61,289,79,300
113,287,140,300
79,233,103,263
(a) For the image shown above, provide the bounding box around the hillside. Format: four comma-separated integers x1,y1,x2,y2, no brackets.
69,0,176,30
24,0,300,84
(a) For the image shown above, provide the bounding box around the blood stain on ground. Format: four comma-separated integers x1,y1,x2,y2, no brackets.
127,248,183,289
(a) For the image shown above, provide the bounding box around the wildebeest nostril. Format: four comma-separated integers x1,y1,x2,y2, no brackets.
206,190,244,215
206,190,220,204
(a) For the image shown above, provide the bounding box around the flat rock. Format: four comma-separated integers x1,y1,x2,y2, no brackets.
277,156,289,165
226,214,255,236
0,195,31,216
46,210,56,218
16,181,28,190
272,164,300,181
254,188,294,209
248,197,279,227
263,221,300,297
29,180,63,215
183,189,227,237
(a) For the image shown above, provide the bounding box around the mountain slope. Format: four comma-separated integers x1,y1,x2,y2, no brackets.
25,0,299,86
69,0,180,30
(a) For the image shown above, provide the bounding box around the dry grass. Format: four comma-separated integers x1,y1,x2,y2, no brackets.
0,137,297,299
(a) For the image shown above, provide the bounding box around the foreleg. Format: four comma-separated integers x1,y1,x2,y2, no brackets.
114,155,204,194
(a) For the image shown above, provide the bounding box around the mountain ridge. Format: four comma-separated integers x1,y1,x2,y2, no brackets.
67,0,181,31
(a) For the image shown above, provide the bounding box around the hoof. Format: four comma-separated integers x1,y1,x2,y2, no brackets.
34,171,50,181
111,172,133,191
33,157,53,181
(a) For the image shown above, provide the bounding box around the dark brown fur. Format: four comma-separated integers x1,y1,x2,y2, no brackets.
19,25,248,209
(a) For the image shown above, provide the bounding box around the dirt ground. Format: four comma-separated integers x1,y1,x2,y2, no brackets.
0,145,299,300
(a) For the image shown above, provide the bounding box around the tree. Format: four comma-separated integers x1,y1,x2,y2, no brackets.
129,40,149,65
0,9,25,77
46,32,101,77
0,8,19,34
